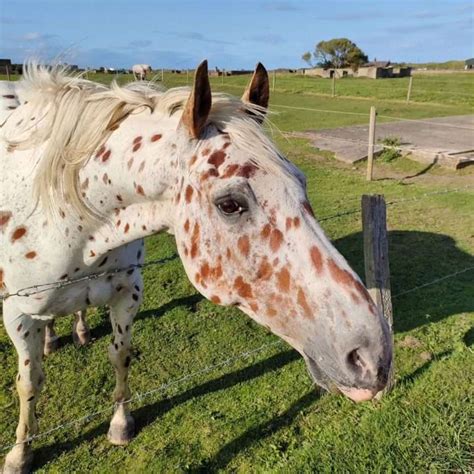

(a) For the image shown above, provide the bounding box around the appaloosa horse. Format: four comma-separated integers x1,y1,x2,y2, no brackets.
0,61,392,472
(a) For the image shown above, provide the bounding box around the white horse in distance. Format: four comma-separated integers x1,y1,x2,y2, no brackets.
132,64,152,80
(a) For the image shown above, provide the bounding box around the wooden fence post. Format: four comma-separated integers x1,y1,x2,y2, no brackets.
406,76,413,103
272,70,276,92
366,106,377,181
186,69,189,84
331,72,336,97
6,65,11,81
161,68,164,82
361,194,394,394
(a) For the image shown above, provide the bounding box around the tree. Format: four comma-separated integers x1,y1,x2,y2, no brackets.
301,51,313,67
302,38,368,69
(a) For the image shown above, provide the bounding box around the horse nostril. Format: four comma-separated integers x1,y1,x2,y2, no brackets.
346,348,367,374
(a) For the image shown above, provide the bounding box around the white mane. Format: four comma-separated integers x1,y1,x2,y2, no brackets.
4,63,299,221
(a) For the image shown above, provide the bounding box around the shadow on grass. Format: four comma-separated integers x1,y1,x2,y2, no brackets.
397,350,452,387
190,390,321,473
334,230,474,333
32,349,299,469
54,293,204,349
463,327,474,347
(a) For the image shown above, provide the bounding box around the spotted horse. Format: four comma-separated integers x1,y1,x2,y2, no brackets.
0,61,392,472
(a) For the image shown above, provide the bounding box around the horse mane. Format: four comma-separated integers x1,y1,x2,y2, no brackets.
4,62,299,222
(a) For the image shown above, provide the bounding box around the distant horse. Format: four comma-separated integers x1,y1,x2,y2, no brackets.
132,63,152,80
0,60,391,472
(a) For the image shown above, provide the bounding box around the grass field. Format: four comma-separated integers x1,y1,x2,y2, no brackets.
1,71,473,472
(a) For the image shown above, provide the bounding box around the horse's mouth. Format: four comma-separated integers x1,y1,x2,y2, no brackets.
304,353,381,402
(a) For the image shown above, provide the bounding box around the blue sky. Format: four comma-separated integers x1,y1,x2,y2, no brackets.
1,0,472,69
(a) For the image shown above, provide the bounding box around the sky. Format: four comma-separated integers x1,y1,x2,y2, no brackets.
1,0,473,70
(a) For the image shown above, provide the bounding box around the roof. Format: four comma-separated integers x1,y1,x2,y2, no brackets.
465,58,474,65
363,61,391,68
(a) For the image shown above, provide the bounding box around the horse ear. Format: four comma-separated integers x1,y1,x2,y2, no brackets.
241,62,269,121
180,60,212,139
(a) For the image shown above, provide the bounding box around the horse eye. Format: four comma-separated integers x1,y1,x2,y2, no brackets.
217,199,243,215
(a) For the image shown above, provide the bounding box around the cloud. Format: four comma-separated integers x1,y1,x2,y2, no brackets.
246,34,285,44
162,31,234,46
20,32,57,41
127,40,152,49
0,16,33,25
264,1,300,11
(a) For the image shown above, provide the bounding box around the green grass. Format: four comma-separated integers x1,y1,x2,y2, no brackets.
1,72,473,472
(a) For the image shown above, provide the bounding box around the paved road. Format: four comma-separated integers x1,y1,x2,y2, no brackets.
292,115,474,168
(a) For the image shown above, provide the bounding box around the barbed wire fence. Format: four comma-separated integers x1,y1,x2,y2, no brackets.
1,184,473,453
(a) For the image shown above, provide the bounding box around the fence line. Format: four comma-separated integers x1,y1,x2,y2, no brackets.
1,258,472,453
319,185,474,222
0,255,177,301
0,340,283,452
271,104,474,131
392,266,474,298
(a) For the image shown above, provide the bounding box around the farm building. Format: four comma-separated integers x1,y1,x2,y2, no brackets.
304,61,411,79
465,58,474,70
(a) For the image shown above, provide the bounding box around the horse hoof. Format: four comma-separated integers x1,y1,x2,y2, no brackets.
107,415,135,446
43,337,59,356
3,448,33,474
72,329,91,347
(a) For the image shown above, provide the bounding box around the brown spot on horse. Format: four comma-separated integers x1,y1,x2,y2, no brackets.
234,276,253,299
102,149,111,162
237,235,250,257
310,246,324,274
25,251,37,259
297,287,312,318
185,185,194,203
208,150,226,169
276,267,291,292
237,163,259,179
190,223,200,259
0,211,12,232
12,227,27,242
269,229,283,252
151,133,162,142
222,164,239,178
257,259,273,280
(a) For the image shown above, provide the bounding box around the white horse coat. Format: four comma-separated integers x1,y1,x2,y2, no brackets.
132,64,152,80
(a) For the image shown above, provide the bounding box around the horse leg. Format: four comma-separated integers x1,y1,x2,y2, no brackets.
3,304,46,473
43,320,59,356
72,310,90,346
107,277,143,445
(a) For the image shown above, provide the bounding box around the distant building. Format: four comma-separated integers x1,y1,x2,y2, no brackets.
304,60,411,79
465,58,474,70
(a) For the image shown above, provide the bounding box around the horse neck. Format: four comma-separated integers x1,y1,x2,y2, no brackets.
77,111,184,261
